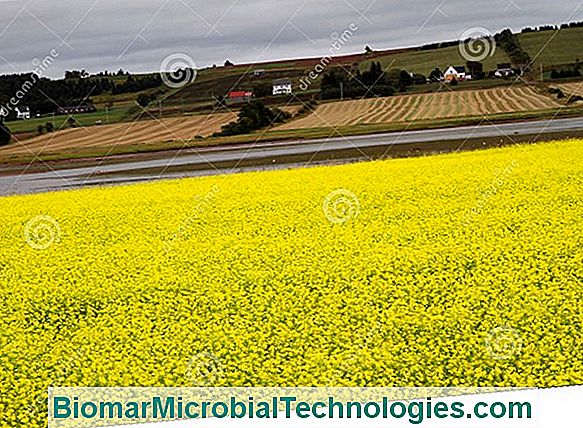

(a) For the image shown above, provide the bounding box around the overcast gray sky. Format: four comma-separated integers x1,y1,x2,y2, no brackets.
0,0,581,78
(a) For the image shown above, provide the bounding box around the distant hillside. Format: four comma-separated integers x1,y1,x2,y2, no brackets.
361,26,583,76
165,26,583,111
193,24,583,75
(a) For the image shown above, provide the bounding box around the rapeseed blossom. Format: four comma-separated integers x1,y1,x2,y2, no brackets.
0,139,581,427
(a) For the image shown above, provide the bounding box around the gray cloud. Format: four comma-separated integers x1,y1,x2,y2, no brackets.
0,0,580,78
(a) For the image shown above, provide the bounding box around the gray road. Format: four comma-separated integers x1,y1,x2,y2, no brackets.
2,116,583,196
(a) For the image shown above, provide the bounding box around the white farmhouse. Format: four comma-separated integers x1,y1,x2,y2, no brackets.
444,66,471,82
272,78,292,95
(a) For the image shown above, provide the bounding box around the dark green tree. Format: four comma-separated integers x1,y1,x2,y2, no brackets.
411,73,427,85
466,61,485,80
429,68,443,82
320,64,393,100
494,29,532,71
398,70,413,88
215,101,290,136
137,93,155,108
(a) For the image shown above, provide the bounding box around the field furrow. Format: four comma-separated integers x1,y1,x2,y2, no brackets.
277,86,560,131
557,82,583,97
0,113,237,157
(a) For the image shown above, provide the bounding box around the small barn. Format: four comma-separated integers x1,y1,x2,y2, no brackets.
228,91,253,104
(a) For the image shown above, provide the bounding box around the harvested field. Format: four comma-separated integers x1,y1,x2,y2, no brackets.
281,105,303,116
276,87,561,130
556,82,583,97
0,112,237,158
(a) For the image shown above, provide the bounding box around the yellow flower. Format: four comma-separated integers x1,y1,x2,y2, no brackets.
0,139,582,427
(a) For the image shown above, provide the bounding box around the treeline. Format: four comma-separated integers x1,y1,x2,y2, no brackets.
320,62,425,100
0,74,109,115
66,69,129,79
522,21,583,33
419,41,458,51
0,72,162,118
550,62,581,79
494,29,532,70
214,101,290,136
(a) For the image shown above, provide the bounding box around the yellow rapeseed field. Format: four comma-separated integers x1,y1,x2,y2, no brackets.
1,139,582,427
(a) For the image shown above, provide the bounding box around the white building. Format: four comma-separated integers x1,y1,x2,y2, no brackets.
272,79,292,95
444,66,471,82
494,63,514,78
15,107,31,120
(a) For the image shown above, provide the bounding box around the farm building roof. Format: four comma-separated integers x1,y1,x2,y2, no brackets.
229,91,252,98
273,78,292,85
